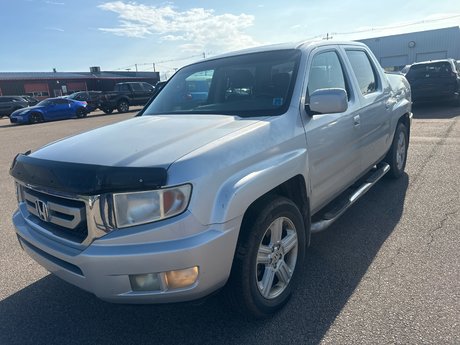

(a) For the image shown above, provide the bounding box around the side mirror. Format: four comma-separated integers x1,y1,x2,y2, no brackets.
308,88,348,114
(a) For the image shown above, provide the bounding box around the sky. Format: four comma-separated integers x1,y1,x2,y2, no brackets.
1,0,460,79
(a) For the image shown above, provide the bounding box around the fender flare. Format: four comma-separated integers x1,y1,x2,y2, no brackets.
209,148,309,225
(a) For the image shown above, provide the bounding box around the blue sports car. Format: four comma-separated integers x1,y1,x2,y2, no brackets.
9,97,88,124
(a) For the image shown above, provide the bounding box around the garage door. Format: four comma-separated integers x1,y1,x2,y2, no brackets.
24,83,50,99
380,55,409,68
416,51,447,62
67,82,87,93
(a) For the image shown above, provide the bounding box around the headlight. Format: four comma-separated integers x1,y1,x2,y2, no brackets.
113,184,192,228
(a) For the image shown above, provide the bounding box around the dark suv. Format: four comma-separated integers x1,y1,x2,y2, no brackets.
66,91,102,112
0,96,29,118
405,59,460,104
99,82,155,114
20,95,39,106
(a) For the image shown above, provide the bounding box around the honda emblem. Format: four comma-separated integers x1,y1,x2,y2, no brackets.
35,200,50,222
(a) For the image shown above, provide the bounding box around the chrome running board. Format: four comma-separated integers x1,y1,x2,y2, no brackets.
310,162,390,234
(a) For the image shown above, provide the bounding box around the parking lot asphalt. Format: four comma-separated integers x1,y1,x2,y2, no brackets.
0,104,458,345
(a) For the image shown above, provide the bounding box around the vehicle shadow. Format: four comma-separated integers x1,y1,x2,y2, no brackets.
0,175,409,345
0,119,17,129
412,102,460,119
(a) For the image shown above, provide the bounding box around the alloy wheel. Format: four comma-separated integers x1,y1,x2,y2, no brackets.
256,217,298,299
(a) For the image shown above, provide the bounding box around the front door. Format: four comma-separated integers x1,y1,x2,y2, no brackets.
302,48,361,213
47,99,71,119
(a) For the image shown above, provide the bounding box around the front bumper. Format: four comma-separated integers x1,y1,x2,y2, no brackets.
9,114,28,124
13,209,240,303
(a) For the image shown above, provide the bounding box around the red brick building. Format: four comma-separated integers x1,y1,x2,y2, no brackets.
0,69,160,99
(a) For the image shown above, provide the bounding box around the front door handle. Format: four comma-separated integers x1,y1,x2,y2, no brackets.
353,115,360,126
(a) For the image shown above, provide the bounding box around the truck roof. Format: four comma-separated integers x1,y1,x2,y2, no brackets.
208,40,368,60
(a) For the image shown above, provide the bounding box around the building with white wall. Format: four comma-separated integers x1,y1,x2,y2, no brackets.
358,26,460,71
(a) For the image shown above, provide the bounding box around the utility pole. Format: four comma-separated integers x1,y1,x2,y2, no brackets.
323,33,333,40
152,63,156,72
203,52,206,59
135,64,138,72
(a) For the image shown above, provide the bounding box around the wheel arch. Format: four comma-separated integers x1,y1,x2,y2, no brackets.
237,175,311,248
398,112,411,142
29,110,45,119
387,111,411,152
117,97,130,105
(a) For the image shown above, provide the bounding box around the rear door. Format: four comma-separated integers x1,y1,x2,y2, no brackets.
130,83,151,105
302,47,362,213
342,47,391,173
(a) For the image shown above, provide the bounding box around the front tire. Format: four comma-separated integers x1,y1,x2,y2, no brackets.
385,122,408,179
117,100,129,113
29,112,43,124
226,196,306,318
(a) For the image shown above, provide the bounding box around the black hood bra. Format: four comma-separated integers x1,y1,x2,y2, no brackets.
10,153,167,195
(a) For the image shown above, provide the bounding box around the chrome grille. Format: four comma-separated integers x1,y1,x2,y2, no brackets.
22,187,88,243
23,189,85,229
16,183,115,246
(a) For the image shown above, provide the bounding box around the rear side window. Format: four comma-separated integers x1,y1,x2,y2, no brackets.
117,84,130,92
308,51,348,98
131,83,143,91
346,50,379,95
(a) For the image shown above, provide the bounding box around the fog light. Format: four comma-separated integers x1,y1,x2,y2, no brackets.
129,273,161,291
165,267,199,290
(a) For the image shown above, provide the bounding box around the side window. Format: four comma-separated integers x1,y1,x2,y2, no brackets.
308,51,347,99
119,84,130,92
346,50,379,95
131,83,143,91
142,83,154,91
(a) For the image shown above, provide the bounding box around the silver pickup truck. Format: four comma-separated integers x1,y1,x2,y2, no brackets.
10,41,411,318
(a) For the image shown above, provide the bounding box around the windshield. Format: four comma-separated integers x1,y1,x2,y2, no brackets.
143,49,301,117
37,99,53,106
407,62,453,78
67,93,79,99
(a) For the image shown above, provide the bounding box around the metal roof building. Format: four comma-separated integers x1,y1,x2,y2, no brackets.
358,26,460,71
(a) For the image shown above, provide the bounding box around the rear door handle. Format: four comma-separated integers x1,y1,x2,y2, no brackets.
353,115,360,126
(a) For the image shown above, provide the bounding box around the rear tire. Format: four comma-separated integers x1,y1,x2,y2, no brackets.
384,122,408,179
29,112,43,124
117,100,129,113
226,196,306,318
